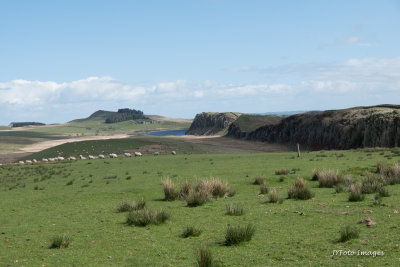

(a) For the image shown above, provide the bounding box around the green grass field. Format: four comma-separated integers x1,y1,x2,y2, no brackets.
1,148,400,266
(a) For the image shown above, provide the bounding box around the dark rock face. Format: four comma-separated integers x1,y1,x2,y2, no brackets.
186,112,240,135
246,105,400,149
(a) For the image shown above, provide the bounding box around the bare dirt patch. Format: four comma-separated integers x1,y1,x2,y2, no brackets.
19,134,130,153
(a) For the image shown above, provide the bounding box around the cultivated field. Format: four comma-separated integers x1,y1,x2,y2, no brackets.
1,147,400,266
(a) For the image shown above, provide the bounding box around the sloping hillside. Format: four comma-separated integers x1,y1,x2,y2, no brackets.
227,114,282,138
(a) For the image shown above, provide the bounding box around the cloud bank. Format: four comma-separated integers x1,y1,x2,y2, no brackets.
0,57,399,124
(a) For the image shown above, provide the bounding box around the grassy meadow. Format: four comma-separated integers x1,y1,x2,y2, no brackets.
1,147,400,266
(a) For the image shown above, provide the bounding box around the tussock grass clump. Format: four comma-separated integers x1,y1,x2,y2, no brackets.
259,184,269,194
253,176,264,185
225,224,255,246
349,184,365,202
288,177,314,200
162,178,178,201
204,178,228,198
49,234,71,249
311,169,319,181
227,188,236,197
339,225,360,242
180,180,191,198
186,188,210,207
181,226,202,238
361,174,385,194
116,198,146,212
275,169,290,175
225,203,244,216
268,188,278,203
66,179,74,186
197,244,213,267
379,164,400,185
126,209,170,226
316,169,342,188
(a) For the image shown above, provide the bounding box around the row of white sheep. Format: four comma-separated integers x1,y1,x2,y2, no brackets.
12,151,177,165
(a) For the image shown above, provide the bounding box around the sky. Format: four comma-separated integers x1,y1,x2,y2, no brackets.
0,0,399,124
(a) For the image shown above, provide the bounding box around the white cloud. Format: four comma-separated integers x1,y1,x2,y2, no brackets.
0,57,399,124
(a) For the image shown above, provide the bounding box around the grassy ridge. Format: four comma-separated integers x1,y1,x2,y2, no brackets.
233,114,282,132
1,149,400,265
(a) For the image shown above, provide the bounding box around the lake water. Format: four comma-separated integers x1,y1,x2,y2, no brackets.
147,129,187,136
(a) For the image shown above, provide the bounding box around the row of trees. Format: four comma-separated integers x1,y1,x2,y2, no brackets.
105,108,148,123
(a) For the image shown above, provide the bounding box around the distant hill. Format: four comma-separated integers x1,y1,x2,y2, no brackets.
72,108,149,124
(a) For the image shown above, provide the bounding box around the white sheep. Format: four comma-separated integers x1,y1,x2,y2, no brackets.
124,152,132,157
19,161,24,165
42,158,49,162
79,155,87,160
58,156,65,161
49,158,55,162
109,153,118,158
134,152,142,157
32,159,37,163
171,151,177,155
98,154,105,159
26,160,32,164
154,152,159,156
88,155,96,160
68,156,76,160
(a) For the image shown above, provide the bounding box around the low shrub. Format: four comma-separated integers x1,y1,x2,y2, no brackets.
225,224,255,246
339,225,360,242
225,203,244,216
181,226,202,238
49,234,71,249
288,177,314,200
349,184,365,202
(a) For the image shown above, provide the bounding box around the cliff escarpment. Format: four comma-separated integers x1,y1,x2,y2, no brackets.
186,112,241,135
247,105,400,149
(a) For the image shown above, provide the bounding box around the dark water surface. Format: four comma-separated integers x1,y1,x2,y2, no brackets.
147,129,187,136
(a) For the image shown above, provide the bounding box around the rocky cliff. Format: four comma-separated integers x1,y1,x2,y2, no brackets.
246,105,400,149
186,112,241,135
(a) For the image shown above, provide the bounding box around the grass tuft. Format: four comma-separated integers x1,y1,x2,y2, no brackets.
339,225,360,242
288,177,314,200
253,176,264,185
181,226,202,238
49,234,71,249
348,184,365,202
162,178,178,201
225,224,255,246
116,198,146,212
126,209,170,226
275,169,290,175
197,244,213,267
316,169,342,188
225,203,244,216
268,188,278,203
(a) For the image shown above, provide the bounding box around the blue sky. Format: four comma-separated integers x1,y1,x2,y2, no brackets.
0,0,399,124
